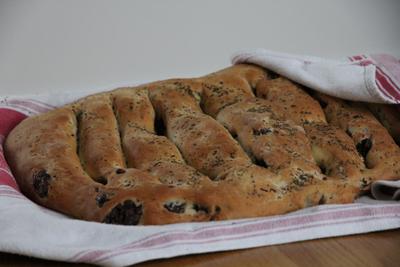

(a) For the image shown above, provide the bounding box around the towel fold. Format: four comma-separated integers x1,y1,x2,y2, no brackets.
372,181,400,200
232,49,400,104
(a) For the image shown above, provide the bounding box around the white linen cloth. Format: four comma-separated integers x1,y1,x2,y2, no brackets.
1,50,400,266
232,49,400,104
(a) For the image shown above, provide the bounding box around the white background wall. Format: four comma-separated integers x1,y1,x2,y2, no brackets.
1,0,399,95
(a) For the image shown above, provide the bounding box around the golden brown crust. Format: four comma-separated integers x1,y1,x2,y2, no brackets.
312,93,400,189
4,64,400,225
75,94,126,182
255,77,326,124
113,88,156,133
200,64,266,117
216,99,320,179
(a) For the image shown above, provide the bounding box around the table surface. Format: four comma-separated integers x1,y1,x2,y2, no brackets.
1,229,399,267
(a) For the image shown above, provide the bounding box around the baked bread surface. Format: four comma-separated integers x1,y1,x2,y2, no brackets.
5,64,400,225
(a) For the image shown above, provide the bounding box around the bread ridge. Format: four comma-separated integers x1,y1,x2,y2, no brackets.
4,64,400,225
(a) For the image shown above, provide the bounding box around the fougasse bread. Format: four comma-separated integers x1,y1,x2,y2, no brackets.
5,64,400,225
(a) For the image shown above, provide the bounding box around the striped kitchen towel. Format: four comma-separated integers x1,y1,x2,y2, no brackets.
1,51,400,266
232,49,400,104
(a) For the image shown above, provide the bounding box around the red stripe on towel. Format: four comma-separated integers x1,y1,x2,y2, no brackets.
0,109,26,190
74,205,400,262
375,69,400,101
